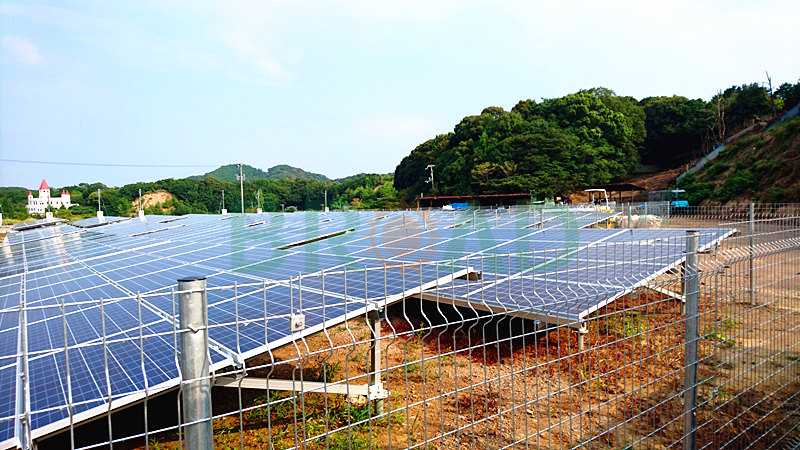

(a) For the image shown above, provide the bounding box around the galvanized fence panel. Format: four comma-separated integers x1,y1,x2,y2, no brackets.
2,204,799,449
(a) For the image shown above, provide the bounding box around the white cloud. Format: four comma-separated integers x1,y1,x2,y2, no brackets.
3,35,45,65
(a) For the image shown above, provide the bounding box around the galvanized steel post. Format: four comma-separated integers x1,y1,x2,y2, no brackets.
178,277,213,450
368,306,385,415
627,204,632,229
683,231,699,450
666,200,670,227
749,203,755,305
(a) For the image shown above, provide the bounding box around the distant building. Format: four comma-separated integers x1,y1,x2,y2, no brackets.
26,179,74,214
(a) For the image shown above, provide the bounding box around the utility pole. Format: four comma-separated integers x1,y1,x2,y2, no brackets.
236,164,245,214
425,164,436,190
222,190,225,211
138,188,145,221
324,190,328,212
97,188,103,221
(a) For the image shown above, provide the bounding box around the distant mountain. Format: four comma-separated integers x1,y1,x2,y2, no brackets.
190,164,330,182
333,172,392,183
265,164,331,182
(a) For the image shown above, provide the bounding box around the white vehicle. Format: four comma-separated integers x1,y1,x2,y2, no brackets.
571,188,615,212
586,188,609,207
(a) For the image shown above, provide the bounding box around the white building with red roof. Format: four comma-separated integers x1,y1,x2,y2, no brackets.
26,179,74,214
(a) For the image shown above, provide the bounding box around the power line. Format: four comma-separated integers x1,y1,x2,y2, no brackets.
0,158,216,168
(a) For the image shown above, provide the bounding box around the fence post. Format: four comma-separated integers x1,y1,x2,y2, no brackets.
666,201,671,227
368,306,385,415
628,204,632,229
178,277,213,450
644,202,648,229
683,231,699,450
749,203,755,305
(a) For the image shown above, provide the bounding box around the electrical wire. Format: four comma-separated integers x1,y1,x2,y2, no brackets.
0,159,216,168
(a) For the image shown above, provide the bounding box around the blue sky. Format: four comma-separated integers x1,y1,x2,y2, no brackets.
2,1,798,189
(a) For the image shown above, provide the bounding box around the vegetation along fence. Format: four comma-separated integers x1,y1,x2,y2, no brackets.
5,204,800,449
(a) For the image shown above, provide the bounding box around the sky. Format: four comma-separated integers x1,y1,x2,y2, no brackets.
2,0,799,189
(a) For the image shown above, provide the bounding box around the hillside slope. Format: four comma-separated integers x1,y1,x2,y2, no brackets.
677,115,800,204
190,164,330,182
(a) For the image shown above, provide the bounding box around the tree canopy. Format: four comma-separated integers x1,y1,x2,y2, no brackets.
394,89,643,201
1,174,398,221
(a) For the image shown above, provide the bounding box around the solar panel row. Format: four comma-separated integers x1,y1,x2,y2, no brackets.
0,207,715,447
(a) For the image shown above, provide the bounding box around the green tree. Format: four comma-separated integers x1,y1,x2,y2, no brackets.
394,89,643,202
639,96,712,165
775,81,800,110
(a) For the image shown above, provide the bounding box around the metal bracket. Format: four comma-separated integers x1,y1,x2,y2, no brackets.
289,313,305,332
368,383,388,400
368,302,386,321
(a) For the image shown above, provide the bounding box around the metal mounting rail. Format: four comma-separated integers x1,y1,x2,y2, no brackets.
214,377,387,399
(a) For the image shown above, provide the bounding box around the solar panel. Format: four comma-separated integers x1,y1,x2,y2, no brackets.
0,208,734,446
9,218,67,232
419,229,733,324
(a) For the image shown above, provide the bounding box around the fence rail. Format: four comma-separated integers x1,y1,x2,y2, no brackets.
2,204,799,449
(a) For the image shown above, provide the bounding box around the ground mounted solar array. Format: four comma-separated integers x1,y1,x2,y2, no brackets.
0,207,729,447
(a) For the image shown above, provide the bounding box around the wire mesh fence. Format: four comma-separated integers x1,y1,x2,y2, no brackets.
2,204,799,449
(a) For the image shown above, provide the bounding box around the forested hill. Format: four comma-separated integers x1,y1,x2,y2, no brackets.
677,115,800,204
190,164,330,182
0,173,398,221
394,89,642,200
394,82,800,202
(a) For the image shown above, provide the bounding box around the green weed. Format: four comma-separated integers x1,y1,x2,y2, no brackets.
606,312,647,337
148,438,168,450
703,319,739,347
348,350,366,363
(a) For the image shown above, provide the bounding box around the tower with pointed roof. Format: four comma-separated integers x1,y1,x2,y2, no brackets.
26,179,76,215
38,179,50,202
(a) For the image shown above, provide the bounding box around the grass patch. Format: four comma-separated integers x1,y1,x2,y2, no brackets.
606,312,647,337
703,318,739,347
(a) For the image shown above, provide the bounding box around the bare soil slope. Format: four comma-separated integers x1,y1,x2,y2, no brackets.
132,191,174,210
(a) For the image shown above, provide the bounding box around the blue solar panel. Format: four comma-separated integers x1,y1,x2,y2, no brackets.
420,229,732,323
0,208,735,444
0,366,15,444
